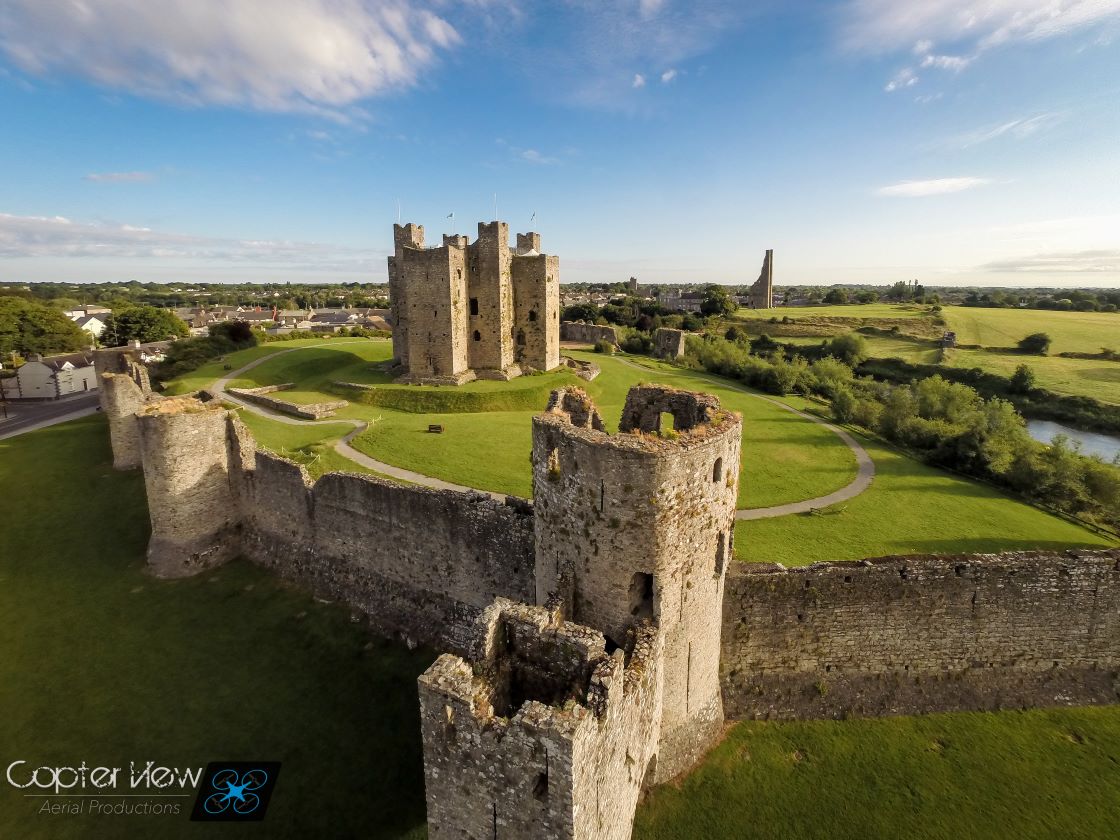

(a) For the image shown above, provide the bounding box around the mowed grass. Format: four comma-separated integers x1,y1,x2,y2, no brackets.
735,411,1116,565
948,348,1120,406
634,707,1120,840
350,352,859,507
0,415,434,839
231,408,389,480
782,333,940,363
735,303,933,320
942,306,1120,354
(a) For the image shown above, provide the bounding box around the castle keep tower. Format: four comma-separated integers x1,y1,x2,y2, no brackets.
530,385,742,783
136,397,241,578
387,220,560,384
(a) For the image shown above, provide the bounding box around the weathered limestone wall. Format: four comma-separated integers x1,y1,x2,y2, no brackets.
747,249,773,310
99,372,148,469
652,328,687,359
720,551,1120,720
227,384,348,419
467,221,515,375
402,244,471,384
531,386,741,783
233,446,536,653
419,600,662,840
388,222,425,368
512,253,561,372
560,321,620,346
136,399,241,578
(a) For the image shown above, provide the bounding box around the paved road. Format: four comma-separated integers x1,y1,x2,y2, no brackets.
0,392,101,441
215,346,876,519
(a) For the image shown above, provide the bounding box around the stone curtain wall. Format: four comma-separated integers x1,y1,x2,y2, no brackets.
227,384,348,419
720,551,1120,719
653,328,687,359
560,321,620,346
230,426,536,654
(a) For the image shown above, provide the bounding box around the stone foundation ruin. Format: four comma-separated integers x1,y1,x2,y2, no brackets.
95,364,1120,839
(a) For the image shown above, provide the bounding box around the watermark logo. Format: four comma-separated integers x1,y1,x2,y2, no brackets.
190,762,280,822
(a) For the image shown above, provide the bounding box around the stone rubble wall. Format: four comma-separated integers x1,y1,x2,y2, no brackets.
560,321,620,347
652,328,688,359
227,383,348,419
720,550,1120,720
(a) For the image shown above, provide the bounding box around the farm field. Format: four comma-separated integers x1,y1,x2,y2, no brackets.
3,411,1119,839
946,348,1120,406
942,306,1120,355
781,333,940,364
735,303,932,320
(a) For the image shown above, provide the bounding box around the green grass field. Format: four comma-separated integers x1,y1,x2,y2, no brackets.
781,333,940,364
735,409,1116,565
231,408,387,480
0,416,433,839
735,303,934,320
947,348,1120,406
635,707,1120,840
942,306,1120,355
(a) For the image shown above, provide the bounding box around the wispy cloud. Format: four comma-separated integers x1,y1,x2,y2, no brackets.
920,53,970,71
884,68,918,92
632,73,646,88
519,148,559,165
0,212,384,271
0,0,462,119
660,68,678,83
981,249,1120,273
949,112,1064,149
876,177,991,197
83,171,154,183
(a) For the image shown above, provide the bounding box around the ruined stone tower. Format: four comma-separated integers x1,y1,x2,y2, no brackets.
387,220,560,384
135,398,241,578
748,249,773,309
530,385,742,782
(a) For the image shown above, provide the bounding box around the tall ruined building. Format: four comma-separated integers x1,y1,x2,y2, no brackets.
748,248,773,309
387,221,561,384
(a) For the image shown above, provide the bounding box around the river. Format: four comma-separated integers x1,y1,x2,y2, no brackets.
1026,419,1120,462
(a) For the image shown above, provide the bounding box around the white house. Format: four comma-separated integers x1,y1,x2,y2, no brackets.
0,352,98,400
73,313,107,339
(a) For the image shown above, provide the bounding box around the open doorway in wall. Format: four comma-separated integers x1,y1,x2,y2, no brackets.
629,572,654,621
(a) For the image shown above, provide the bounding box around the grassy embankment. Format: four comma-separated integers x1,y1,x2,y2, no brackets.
0,416,432,839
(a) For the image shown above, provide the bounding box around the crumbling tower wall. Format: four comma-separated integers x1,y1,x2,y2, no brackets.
418,599,662,840
401,243,471,385
467,221,517,378
512,251,560,372
388,222,425,369
136,398,241,578
748,249,774,310
94,346,159,470
531,385,741,783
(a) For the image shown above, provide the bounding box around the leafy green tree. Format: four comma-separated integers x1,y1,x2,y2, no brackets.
0,297,90,357
1010,364,1036,394
700,285,737,317
1017,332,1052,355
822,288,848,305
101,306,189,346
821,332,868,366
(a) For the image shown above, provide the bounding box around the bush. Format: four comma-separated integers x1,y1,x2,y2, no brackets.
1017,332,1052,355
821,333,868,366
1010,364,1035,394
621,335,654,355
593,339,614,355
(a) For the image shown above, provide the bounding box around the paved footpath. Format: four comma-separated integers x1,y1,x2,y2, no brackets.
215,345,875,519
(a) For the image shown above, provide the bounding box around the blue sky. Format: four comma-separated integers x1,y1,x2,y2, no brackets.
0,0,1117,287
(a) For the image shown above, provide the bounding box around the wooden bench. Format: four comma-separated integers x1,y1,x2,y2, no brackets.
427,424,444,434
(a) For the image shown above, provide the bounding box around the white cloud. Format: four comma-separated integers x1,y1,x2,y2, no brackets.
876,177,991,197
639,0,667,18
981,250,1120,273
0,212,384,271
83,171,154,183
843,0,1120,53
950,112,1064,148
0,0,461,118
519,148,559,165
914,92,943,104
920,53,971,71
661,68,678,83
884,68,918,92
632,73,646,88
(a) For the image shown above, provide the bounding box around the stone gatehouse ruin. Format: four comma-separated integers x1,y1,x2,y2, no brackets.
387,221,561,384
96,357,1120,839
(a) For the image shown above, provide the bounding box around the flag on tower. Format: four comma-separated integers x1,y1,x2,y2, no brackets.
530,211,536,223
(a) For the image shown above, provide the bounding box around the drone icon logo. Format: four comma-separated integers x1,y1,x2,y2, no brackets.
190,761,281,822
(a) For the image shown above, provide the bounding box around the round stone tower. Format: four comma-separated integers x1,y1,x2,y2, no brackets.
531,384,742,783
136,398,241,578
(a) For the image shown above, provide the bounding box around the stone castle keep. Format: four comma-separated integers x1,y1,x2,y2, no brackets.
387,221,561,384
95,345,1120,839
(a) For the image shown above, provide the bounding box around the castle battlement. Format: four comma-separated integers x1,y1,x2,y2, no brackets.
387,220,560,384
419,599,663,840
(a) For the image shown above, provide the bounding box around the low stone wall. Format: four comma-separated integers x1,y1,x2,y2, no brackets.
561,356,601,381
228,383,348,419
560,321,620,346
229,424,536,654
720,551,1120,720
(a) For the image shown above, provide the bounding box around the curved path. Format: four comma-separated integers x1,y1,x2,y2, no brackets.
213,345,874,519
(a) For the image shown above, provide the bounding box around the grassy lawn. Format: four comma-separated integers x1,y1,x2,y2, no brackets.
781,333,940,364
231,408,388,480
942,306,1120,354
0,415,434,839
634,706,1120,840
735,303,933,320
735,415,1116,565
947,347,1120,406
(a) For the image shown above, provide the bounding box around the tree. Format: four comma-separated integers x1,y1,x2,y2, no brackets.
821,333,869,366
562,303,599,323
823,288,849,305
700,286,737,317
1017,332,1052,355
1010,364,1036,394
0,297,90,357
101,306,189,346
855,291,879,304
